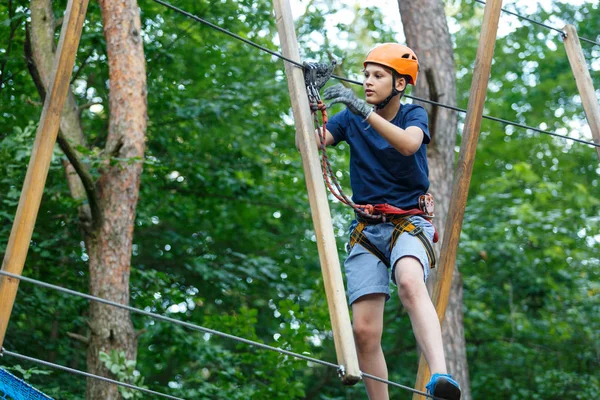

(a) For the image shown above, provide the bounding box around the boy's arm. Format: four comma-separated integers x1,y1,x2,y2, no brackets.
366,113,423,156
323,84,424,156
295,128,335,150
319,128,336,146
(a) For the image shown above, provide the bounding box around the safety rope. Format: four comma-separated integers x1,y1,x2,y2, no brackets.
0,270,437,399
0,348,184,400
1,349,448,400
312,100,381,221
303,62,384,221
151,0,599,149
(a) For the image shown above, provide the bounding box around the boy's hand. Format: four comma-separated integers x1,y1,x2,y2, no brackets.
323,84,373,120
304,61,336,91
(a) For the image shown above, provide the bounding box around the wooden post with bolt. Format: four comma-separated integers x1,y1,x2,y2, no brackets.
272,0,361,385
562,24,600,159
0,0,90,348
413,0,503,397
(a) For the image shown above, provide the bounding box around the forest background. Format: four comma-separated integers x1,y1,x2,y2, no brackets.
0,0,598,399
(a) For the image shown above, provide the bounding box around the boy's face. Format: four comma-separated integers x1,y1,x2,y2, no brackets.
363,63,406,104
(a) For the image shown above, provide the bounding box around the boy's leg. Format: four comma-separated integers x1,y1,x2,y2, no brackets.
393,256,447,374
352,293,389,400
344,224,393,399
391,219,461,399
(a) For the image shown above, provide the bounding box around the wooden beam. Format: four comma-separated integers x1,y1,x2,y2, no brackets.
272,0,361,385
413,0,503,397
0,0,90,348
562,24,600,160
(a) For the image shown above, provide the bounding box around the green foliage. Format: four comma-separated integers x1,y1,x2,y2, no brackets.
449,1,600,399
1,0,598,399
99,351,146,399
4,365,52,380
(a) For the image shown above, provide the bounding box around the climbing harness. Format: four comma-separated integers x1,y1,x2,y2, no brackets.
349,213,437,269
348,196,438,270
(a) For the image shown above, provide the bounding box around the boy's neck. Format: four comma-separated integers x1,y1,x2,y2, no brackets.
375,97,402,121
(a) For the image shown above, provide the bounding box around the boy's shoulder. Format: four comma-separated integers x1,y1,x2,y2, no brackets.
400,103,427,114
398,103,429,124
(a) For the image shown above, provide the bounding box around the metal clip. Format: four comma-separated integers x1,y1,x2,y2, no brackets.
418,193,435,217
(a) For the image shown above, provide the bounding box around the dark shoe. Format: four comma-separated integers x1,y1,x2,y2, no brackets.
426,373,461,400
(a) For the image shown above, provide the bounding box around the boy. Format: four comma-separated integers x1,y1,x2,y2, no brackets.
321,43,461,400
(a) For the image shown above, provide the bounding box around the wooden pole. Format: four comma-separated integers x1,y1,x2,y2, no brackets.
412,0,503,397
272,0,361,385
0,0,90,348
562,24,600,160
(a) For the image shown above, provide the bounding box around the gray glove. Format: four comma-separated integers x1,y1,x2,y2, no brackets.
304,61,336,91
323,83,373,120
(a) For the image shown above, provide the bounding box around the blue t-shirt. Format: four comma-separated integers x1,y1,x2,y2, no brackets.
326,104,430,210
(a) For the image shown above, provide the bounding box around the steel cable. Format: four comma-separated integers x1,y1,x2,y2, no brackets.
150,0,599,148
0,270,437,398
473,0,600,46
0,348,185,400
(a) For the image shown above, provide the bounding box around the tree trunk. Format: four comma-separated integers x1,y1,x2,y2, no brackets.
27,1,146,398
86,1,147,399
397,1,471,398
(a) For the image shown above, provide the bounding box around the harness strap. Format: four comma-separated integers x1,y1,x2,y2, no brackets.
349,216,437,269
350,223,389,266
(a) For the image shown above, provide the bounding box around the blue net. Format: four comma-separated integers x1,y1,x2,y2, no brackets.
0,369,53,400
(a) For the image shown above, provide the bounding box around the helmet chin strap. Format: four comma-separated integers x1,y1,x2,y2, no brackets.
374,88,400,110
374,74,403,110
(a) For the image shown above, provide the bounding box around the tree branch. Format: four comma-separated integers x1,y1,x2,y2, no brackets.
25,5,102,229
26,97,43,107
78,101,102,117
56,132,103,227
0,0,19,94
70,47,95,83
135,329,147,339
54,16,63,30
67,331,90,344
425,68,440,142
148,22,196,69
24,24,47,97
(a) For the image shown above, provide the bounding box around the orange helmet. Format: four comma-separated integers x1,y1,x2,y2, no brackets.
364,43,419,85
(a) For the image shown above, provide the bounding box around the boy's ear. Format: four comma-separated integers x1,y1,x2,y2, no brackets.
396,76,407,92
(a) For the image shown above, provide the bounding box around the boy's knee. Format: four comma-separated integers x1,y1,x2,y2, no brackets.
395,259,425,305
353,320,382,350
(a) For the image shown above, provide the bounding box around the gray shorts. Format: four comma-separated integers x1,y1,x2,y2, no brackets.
344,216,435,305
